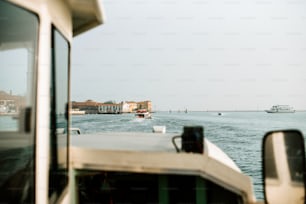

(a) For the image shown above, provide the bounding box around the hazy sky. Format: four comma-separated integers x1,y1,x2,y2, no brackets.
71,0,306,111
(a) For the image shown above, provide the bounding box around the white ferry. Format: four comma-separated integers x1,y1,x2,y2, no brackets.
0,1,305,204
265,105,295,113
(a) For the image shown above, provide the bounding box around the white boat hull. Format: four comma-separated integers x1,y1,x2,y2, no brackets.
265,110,295,113
135,112,152,119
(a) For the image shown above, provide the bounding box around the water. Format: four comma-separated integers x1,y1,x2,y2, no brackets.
72,111,306,201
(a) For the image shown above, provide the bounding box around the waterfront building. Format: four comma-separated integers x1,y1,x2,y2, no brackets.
125,101,137,113
98,103,122,114
71,100,103,114
121,102,131,113
0,91,25,114
137,100,152,112
71,100,152,114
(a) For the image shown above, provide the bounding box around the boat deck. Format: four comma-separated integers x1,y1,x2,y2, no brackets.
70,132,240,172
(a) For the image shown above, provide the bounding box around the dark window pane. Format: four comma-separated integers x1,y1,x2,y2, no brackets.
49,28,70,201
0,1,38,203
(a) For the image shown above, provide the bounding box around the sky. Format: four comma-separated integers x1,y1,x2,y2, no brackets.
71,0,306,111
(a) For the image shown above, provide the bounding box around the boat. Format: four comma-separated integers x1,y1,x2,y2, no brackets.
1,1,305,204
135,109,152,119
70,108,86,115
265,105,295,113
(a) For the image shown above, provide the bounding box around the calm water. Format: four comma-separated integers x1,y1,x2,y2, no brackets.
72,111,306,201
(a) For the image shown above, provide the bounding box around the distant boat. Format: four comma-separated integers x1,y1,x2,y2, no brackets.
218,112,223,116
70,109,86,115
135,109,152,119
265,105,295,113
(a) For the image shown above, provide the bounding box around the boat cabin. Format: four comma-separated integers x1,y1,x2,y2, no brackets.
0,0,103,203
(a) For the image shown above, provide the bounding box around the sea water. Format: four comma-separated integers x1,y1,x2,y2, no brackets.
72,111,306,201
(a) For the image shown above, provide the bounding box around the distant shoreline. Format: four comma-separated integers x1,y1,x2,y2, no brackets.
155,110,306,113
67,110,306,115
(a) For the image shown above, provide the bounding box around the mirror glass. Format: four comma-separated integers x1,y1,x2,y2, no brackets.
263,130,306,204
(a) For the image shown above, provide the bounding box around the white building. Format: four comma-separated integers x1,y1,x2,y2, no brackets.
98,103,122,114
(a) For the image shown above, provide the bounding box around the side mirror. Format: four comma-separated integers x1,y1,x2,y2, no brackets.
263,130,306,204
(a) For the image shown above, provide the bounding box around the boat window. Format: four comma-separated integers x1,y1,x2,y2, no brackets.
49,27,70,201
0,1,38,203
76,171,243,204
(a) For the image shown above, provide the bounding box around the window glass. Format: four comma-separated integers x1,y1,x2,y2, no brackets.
49,28,70,201
0,1,38,203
